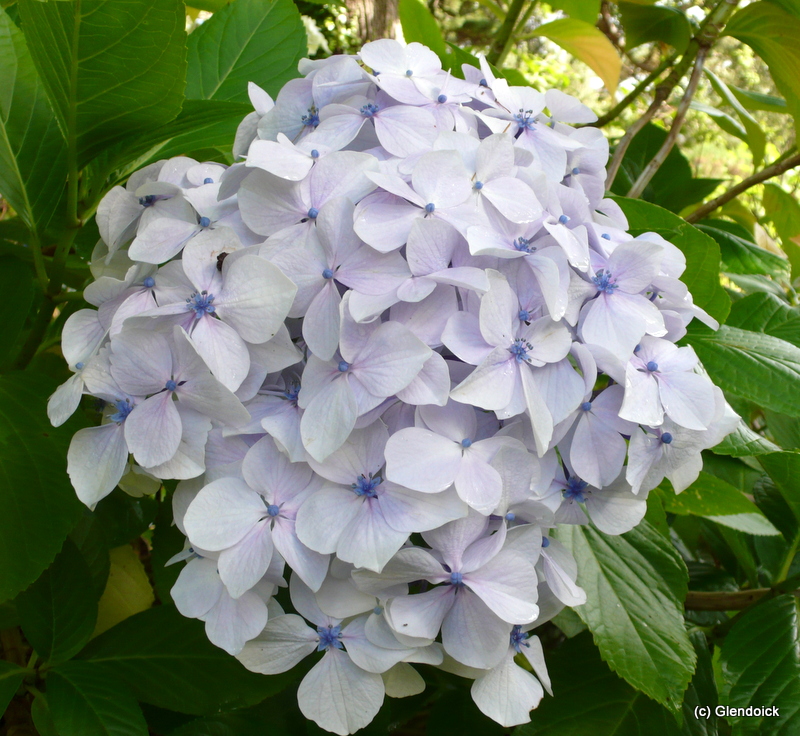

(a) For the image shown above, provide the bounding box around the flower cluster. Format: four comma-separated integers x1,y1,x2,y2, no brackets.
50,40,737,734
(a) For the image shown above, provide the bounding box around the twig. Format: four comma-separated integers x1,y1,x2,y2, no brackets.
487,0,529,66
686,571,800,611
588,53,676,129
626,46,709,198
685,150,800,223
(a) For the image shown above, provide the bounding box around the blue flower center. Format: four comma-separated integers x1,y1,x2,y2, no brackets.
307,208,319,219
310,149,320,159
203,177,214,184
405,69,413,76
509,338,533,363
199,216,211,228
165,379,177,392
352,474,382,498
437,94,448,103
424,202,435,213
514,109,536,132
186,291,216,319
571,167,581,175
646,361,659,372
110,399,133,423
661,432,673,444
138,194,158,207
360,102,380,118
581,401,592,412
301,107,320,128
322,268,334,279
337,361,349,372
316,625,343,652
449,571,464,586
558,214,570,224
75,361,85,370
266,504,280,517
562,477,589,503
474,181,483,190
592,269,618,294
510,625,530,653
505,512,516,521
461,438,472,448
519,309,532,322
283,382,301,406
601,233,611,240
634,344,641,353
513,236,536,254
143,276,155,288
541,536,550,548
479,78,488,87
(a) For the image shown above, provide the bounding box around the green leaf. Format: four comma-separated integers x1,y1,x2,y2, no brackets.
690,101,749,145
681,631,719,736
30,693,60,736
765,410,800,449
0,256,35,369
684,325,800,417
758,452,800,524
93,545,155,637
704,69,766,166
150,496,185,604
696,221,789,279
167,696,296,736
78,605,294,715
556,521,696,710
92,491,157,549
185,0,305,103
724,2,800,140
710,420,780,457
18,0,187,168
0,7,66,236
512,632,681,736
550,0,601,25
551,607,588,638
534,18,621,94
753,474,798,542
719,595,800,735
15,539,97,665
727,293,800,347
610,123,723,214
48,661,148,736
399,0,449,60
0,371,85,602
0,661,25,715
69,511,112,600
729,85,788,114
658,473,779,535
618,2,691,53
610,196,730,323
762,182,800,279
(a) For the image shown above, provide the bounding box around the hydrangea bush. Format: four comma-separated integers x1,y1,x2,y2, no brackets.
49,39,739,734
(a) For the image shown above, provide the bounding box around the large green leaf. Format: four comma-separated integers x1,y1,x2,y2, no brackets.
78,605,294,715
681,631,719,736
762,182,800,279
727,293,800,347
556,521,695,710
719,595,800,735
0,256,35,370
185,0,305,104
659,473,779,536
168,696,295,736
513,632,681,736
697,220,789,279
550,0,601,25
758,452,800,524
684,325,800,417
534,18,621,93
729,85,788,114
724,2,800,139
0,372,85,602
18,0,187,169
618,2,691,52
0,8,66,236
610,123,723,214
0,661,25,715
611,196,730,323
15,539,97,665
710,420,780,457
47,661,148,736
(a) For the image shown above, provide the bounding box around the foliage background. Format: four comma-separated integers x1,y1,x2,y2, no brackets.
1,0,800,735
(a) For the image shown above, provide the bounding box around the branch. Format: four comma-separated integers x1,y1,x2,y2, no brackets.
588,53,676,129
685,572,800,611
684,150,800,223
626,46,709,198
487,0,529,66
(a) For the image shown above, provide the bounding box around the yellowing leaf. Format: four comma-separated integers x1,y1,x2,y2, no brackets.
535,18,621,93
92,545,154,638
